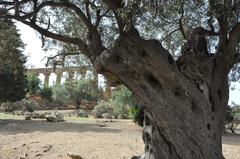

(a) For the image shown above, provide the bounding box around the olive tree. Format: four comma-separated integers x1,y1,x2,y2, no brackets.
1,1,240,158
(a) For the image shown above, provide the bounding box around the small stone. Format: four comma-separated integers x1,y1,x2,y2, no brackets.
35,153,43,157
43,144,52,152
68,153,84,159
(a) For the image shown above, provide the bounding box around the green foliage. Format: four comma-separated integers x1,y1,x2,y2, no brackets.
225,105,240,133
26,74,41,96
52,84,69,106
17,99,38,112
0,102,17,112
232,105,240,119
93,85,141,120
93,100,113,118
0,99,38,112
129,105,144,127
111,85,138,119
0,19,27,102
51,79,98,109
65,79,98,109
40,86,53,100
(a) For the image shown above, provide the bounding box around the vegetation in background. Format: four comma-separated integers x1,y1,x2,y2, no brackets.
0,18,27,102
52,84,69,106
1,99,38,112
40,86,53,101
93,85,143,123
225,105,240,133
52,79,98,110
26,74,41,96
111,85,138,119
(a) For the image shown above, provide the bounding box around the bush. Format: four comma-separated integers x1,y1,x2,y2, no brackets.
1,102,17,112
93,100,113,118
52,84,69,106
130,105,144,127
26,74,41,96
1,99,38,113
40,86,53,100
111,85,139,119
19,99,38,112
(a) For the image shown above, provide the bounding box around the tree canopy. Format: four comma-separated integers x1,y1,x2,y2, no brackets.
0,0,239,82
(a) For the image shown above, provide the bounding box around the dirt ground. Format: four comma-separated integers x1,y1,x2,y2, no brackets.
0,118,239,159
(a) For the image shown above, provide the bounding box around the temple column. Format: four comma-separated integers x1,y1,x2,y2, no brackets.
44,72,51,87
105,80,111,98
56,71,62,85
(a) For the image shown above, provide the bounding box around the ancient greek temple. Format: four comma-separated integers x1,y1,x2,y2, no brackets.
26,66,97,87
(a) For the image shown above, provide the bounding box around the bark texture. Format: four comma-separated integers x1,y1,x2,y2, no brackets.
99,32,231,159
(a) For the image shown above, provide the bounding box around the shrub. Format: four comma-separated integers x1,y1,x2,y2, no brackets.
15,99,38,112
130,105,144,127
93,100,113,118
40,86,53,100
111,85,139,119
1,102,17,112
26,74,41,96
52,84,69,106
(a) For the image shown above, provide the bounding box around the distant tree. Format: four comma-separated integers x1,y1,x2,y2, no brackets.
26,74,41,96
0,18,27,102
111,85,138,118
52,84,69,106
65,79,97,110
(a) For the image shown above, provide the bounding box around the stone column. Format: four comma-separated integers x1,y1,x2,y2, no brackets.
44,72,51,87
105,80,111,98
56,71,62,85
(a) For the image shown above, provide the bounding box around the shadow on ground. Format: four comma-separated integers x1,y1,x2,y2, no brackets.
222,131,240,146
0,119,121,135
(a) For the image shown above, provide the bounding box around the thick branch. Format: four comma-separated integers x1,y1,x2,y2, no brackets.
0,0,31,5
228,22,240,50
102,0,125,33
17,20,88,54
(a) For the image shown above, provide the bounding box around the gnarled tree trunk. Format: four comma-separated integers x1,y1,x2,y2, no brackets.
99,33,231,159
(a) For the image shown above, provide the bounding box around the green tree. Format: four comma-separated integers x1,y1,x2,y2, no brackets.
0,18,27,102
2,1,240,158
111,85,138,118
65,79,97,110
52,84,69,106
26,74,41,96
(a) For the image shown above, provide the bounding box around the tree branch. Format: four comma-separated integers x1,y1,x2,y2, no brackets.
228,22,240,50
16,19,89,54
45,51,81,67
102,0,125,34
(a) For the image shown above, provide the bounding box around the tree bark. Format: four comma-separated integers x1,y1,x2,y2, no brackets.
99,33,230,159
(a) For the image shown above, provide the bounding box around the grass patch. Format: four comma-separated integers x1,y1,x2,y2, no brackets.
64,115,95,123
0,112,24,120
0,112,95,123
